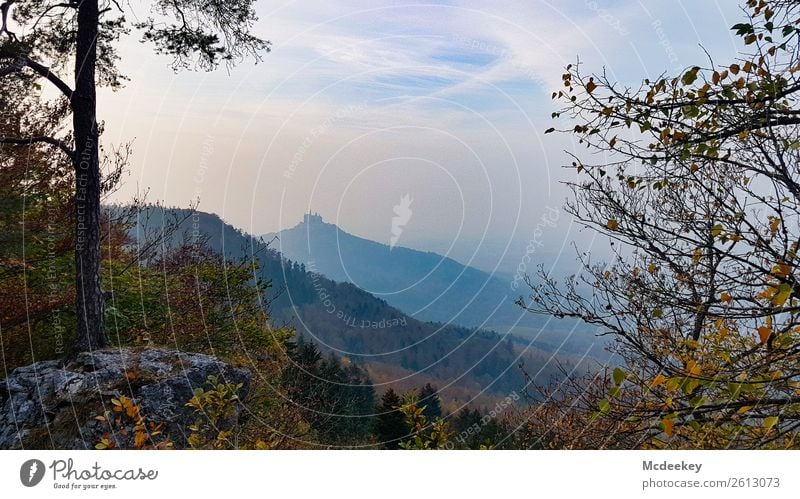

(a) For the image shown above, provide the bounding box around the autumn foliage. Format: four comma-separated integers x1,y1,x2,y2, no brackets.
523,0,800,448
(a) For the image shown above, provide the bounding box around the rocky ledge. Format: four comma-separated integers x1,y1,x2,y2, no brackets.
0,348,250,449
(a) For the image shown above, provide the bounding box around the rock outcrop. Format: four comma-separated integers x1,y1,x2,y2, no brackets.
0,348,250,449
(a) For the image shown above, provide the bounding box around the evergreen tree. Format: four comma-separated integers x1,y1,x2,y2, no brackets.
374,389,407,449
450,407,513,450
418,383,442,420
282,339,377,446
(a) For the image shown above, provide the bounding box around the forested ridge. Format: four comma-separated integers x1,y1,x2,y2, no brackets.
126,207,578,404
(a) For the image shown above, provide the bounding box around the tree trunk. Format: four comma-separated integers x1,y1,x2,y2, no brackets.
72,0,105,352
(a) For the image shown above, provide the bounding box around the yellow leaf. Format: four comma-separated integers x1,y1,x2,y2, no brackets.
757,326,772,344
606,219,619,230
720,292,731,303
692,248,703,264
661,418,674,437
134,431,147,449
651,374,668,388
771,284,792,307
737,405,753,415
772,263,791,278
665,378,681,393
763,416,778,430
126,403,139,419
757,286,776,301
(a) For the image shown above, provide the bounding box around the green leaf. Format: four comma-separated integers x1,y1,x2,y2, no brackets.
683,378,700,395
598,399,610,414
764,416,779,429
681,67,700,86
731,23,754,35
689,396,707,408
772,283,792,307
727,383,743,398
612,367,626,386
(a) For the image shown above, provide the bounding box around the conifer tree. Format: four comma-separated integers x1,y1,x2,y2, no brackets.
374,388,407,449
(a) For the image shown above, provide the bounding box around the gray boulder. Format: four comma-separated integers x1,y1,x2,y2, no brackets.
0,348,250,449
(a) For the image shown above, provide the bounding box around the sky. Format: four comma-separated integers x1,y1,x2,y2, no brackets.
102,0,745,272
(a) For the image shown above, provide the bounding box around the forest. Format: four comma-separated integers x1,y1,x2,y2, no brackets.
2,0,800,449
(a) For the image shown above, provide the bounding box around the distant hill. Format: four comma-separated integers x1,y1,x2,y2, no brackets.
265,214,542,330
127,207,599,404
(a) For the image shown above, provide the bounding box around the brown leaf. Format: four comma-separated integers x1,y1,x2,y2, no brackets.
662,418,674,437
757,326,772,344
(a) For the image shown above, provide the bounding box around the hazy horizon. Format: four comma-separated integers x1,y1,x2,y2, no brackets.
103,0,744,262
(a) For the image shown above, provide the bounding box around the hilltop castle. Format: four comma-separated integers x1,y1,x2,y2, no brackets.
303,212,323,225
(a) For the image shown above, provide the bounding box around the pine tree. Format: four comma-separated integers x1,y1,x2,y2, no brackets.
418,383,442,420
0,0,269,353
374,389,407,449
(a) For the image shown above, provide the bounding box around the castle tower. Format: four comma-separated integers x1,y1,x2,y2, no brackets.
303,212,323,224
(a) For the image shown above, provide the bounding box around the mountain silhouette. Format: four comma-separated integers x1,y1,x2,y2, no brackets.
266,214,543,330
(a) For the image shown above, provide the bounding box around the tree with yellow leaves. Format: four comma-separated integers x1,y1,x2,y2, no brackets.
522,0,800,449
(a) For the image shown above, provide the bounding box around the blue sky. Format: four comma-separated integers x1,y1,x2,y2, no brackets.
103,0,745,271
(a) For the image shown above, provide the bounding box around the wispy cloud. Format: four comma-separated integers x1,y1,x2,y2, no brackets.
104,0,746,258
